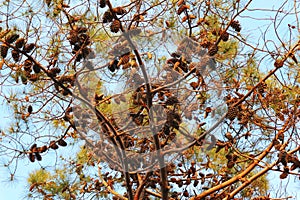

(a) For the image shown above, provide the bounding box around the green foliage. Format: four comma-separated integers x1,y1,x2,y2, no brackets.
28,169,51,185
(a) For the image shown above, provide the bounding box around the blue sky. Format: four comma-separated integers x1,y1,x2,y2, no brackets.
0,0,299,199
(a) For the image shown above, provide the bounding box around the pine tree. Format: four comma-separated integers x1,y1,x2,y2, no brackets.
0,1,298,200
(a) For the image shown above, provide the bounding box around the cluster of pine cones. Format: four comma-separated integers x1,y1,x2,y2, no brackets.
0,32,43,84
101,5,126,34
1,33,35,60
230,20,242,32
67,26,95,62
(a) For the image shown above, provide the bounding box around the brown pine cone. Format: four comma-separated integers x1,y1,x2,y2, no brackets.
0,44,9,58
110,19,121,33
28,153,35,162
33,64,41,73
35,152,42,161
68,30,79,45
165,96,180,106
103,11,113,23
77,27,88,34
113,7,127,15
58,139,67,147
6,34,19,44
11,50,20,62
177,5,189,15
23,43,35,53
220,31,229,41
208,44,218,56
99,0,106,8
29,74,39,82
226,105,238,121
274,59,284,68
49,141,59,150
118,53,130,66
82,47,92,59
15,38,26,49
230,20,241,32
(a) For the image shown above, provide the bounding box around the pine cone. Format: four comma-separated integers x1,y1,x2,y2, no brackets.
0,44,9,58
6,34,19,44
24,59,33,71
29,74,38,82
190,82,199,90
11,50,20,62
208,44,218,56
77,27,88,34
15,38,25,49
103,11,113,23
113,7,126,15
220,31,229,41
28,153,35,162
23,43,35,53
117,53,130,66
82,47,92,59
257,82,267,94
165,96,180,105
47,67,61,77
200,40,212,49
110,19,121,33
35,152,42,161
226,106,238,121
274,59,284,68
230,20,241,32
75,53,83,62
68,30,79,45
108,60,118,72
99,0,106,8
49,141,59,150
21,74,28,85
79,33,90,46
23,66,32,73
58,139,67,146
180,62,188,72
279,171,288,179
171,52,181,58
28,105,33,114
177,5,189,15
166,111,181,130
33,64,41,73
38,145,47,153
72,44,81,52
